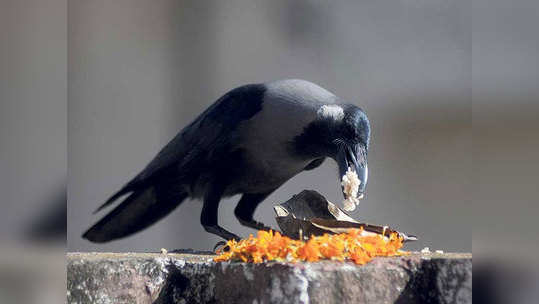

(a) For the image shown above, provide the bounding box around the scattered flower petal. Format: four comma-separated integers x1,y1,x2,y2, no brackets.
214,229,406,265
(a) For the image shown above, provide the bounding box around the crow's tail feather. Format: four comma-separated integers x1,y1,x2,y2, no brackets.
83,186,187,243
92,185,133,214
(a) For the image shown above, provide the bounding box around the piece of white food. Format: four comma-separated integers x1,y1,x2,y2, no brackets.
421,247,431,254
341,167,361,211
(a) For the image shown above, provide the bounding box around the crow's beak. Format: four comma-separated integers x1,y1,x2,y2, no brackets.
337,144,368,199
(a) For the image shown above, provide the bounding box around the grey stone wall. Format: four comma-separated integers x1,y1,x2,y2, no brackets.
67,252,471,304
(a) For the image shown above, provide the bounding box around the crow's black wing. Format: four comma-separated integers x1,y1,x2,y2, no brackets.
84,84,266,242
135,83,266,184
95,83,266,212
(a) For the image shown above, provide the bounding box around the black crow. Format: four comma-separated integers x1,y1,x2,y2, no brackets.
83,79,370,242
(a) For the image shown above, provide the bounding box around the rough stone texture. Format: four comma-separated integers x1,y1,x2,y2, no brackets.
67,252,471,304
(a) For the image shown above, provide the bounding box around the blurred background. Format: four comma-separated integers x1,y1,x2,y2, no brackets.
0,1,66,303
68,0,470,253
0,0,66,246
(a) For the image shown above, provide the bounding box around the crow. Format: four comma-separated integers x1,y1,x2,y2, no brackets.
83,79,370,242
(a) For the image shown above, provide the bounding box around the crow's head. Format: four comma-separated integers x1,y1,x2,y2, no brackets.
293,103,371,200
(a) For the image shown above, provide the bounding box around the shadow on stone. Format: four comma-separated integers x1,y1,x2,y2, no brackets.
153,266,191,304
396,259,471,304
168,248,214,255
395,261,439,304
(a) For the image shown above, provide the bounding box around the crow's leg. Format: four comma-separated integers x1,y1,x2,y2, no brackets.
200,182,240,241
234,191,274,231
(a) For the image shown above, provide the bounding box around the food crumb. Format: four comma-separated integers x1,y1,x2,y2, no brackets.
421,247,431,254
341,167,361,211
160,248,168,254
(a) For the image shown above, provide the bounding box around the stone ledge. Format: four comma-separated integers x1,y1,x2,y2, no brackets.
67,252,471,304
